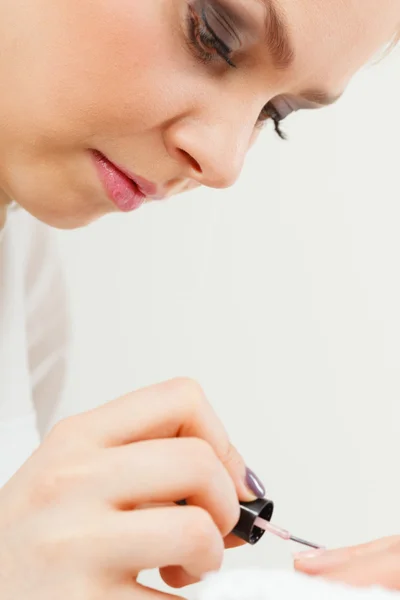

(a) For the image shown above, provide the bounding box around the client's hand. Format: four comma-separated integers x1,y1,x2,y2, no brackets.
0,378,262,600
294,536,400,590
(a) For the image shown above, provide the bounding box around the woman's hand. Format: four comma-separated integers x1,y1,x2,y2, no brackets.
0,378,263,600
294,536,400,590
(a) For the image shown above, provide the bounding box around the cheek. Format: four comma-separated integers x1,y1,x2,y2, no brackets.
72,0,206,134
14,0,186,146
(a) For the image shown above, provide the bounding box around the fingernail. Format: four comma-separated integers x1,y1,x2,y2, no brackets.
293,549,326,562
245,467,266,498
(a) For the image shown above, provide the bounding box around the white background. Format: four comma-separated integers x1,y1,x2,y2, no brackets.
56,49,400,593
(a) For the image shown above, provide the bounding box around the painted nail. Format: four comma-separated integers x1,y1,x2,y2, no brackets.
245,467,266,498
293,549,327,562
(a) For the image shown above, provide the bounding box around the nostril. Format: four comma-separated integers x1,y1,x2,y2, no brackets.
178,149,202,174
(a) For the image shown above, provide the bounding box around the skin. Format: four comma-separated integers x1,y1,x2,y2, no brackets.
0,0,399,597
295,537,400,590
0,0,398,228
0,379,256,600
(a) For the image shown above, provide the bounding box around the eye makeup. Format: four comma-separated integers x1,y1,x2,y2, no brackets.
184,0,292,137
186,0,239,67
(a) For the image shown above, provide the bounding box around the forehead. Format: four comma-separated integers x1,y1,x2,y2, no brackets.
258,0,399,92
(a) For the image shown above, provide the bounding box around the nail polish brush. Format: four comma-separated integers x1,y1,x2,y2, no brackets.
233,499,324,549
254,517,322,549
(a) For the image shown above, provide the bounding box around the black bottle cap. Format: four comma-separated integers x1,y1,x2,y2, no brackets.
233,498,274,545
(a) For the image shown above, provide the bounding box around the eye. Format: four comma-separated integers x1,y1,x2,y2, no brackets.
186,3,236,68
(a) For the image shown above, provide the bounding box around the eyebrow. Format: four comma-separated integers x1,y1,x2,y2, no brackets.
258,0,295,70
257,1,343,107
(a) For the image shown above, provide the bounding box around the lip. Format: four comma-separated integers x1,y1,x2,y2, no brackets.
91,150,162,213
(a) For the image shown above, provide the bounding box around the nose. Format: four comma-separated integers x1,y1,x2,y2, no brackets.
163,116,252,190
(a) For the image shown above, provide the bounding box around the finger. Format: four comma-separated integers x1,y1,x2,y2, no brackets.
327,550,400,590
97,438,239,536
160,534,246,589
160,566,200,589
294,536,400,575
83,378,259,501
102,505,224,581
224,533,247,549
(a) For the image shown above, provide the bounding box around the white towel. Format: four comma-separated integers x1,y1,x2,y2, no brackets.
200,569,399,600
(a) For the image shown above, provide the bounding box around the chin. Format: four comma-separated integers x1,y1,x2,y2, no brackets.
14,192,113,230
3,151,117,229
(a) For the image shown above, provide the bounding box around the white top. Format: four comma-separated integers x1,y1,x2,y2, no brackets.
0,207,68,486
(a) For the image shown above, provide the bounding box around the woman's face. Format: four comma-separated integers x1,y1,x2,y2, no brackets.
0,0,398,228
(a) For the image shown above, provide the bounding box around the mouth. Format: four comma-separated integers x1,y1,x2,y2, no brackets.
91,150,162,213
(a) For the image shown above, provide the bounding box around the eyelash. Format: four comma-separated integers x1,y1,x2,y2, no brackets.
187,4,236,68
259,104,287,140
186,4,287,140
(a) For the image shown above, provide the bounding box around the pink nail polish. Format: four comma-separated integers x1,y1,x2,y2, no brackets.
293,549,326,561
